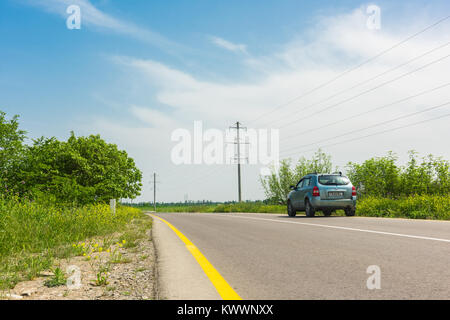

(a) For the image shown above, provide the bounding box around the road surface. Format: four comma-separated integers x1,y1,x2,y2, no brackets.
153,212,450,300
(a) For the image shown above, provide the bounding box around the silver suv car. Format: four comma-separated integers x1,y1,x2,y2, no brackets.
287,173,357,217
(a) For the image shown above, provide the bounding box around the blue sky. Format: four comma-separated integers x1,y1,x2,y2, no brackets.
1,0,450,202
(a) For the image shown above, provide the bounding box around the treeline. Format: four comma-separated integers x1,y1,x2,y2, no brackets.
0,110,142,205
261,149,450,204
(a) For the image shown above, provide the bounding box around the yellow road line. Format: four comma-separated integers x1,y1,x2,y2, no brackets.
151,214,242,300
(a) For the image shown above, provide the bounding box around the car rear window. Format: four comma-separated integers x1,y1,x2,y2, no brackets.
318,175,350,186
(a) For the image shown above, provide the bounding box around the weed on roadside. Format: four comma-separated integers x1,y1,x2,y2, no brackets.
93,264,110,287
44,267,66,288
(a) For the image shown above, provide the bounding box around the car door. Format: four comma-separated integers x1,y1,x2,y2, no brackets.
297,177,311,210
291,179,304,209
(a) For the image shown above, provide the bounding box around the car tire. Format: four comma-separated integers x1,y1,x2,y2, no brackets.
323,209,332,217
287,201,297,217
345,208,356,216
305,200,316,217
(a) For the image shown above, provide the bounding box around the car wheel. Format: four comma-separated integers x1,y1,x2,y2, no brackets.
345,208,356,216
305,200,316,217
323,209,332,217
287,201,296,217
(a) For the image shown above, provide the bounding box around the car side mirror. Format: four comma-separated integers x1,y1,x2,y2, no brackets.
289,185,296,190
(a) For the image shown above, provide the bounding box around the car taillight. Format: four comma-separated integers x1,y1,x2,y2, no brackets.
313,186,320,197
352,186,357,196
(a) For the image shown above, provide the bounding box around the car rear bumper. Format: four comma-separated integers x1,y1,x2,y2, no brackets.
310,197,356,210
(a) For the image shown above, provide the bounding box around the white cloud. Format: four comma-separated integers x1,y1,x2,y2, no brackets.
210,36,249,54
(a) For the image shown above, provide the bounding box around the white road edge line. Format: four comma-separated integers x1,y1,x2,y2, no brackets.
211,214,450,243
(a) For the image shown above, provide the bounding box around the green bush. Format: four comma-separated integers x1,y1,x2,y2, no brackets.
356,195,450,220
347,151,450,198
1,110,143,205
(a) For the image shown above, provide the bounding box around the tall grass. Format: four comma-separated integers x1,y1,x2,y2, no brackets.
0,196,141,290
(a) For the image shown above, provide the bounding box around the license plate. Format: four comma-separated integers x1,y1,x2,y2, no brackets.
328,191,344,197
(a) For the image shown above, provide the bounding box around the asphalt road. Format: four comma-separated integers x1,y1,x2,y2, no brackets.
154,212,450,299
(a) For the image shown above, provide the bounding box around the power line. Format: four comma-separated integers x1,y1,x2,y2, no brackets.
280,101,450,155
280,111,450,159
248,14,450,127
269,40,450,128
277,52,450,134
281,81,450,147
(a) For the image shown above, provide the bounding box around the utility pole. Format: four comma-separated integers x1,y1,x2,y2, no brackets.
153,172,156,212
149,173,161,212
230,121,248,202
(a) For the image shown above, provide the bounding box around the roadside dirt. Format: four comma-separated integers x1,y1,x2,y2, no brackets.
1,217,156,300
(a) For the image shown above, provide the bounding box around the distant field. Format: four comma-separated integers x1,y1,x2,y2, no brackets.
135,194,450,220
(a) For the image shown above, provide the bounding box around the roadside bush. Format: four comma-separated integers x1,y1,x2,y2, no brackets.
356,195,450,220
346,151,400,197
347,151,450,198
0,110,143,205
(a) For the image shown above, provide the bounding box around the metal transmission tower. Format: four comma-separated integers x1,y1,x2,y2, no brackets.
149,173,161,212
229,122,249,202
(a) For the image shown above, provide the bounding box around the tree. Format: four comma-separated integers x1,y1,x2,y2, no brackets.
260,149,334,204
346,151,450,198
20,133,142,205
346,151,400,198
1,110,142,204
294,149,333,178
260,159,297,205
66,133,142,203
0,111,26,193
400,151,450,196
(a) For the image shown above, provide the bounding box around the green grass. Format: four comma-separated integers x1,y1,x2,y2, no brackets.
139,194,450,220
0,196,141,290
